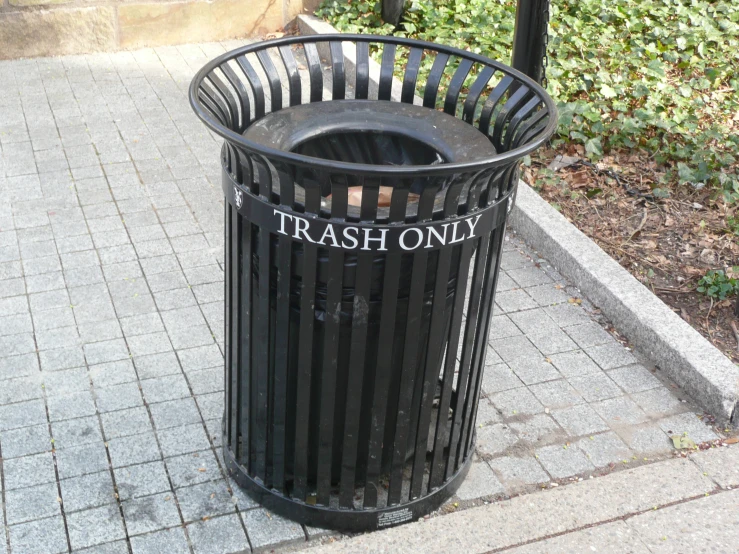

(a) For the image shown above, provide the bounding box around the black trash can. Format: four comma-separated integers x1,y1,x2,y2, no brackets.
189,34,556,532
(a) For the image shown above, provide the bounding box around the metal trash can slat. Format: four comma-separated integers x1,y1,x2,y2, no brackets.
190,34,556,532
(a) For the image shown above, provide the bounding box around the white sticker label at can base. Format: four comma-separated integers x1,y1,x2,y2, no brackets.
377,507,413,528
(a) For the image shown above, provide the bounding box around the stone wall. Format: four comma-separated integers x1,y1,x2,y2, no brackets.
0,0,320,59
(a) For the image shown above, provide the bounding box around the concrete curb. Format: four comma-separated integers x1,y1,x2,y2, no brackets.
296,14,739,423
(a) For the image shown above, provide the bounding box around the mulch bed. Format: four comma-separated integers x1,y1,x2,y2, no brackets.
524,147,739,364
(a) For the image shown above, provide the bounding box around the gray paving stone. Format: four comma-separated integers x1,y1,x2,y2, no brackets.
5,482,61,524
510,414,565,445
167,324,215,350
551,404,610,437
508,520,649,554
166,449,221,489
454,460,505,500
489,387,544,418
241,508,305,551
615,425,672,456
150,397,202,430
507,356,560,385
177,344,223,373
134,351,183,380
508,308,559,335
40,346,86,371
8,515,68,554
584,341,638,370
42,366,90,396
591,396,650,426
176,479,236,523
476,397,503,426
66,504,126,550
568,373,623,403
89,359,138,388
100,406,153,439
47,390,98,421
0,423,52,458
60,470,116,512
529,379,583,409
0,333,36,356
0,399,47,431
607,364,661,394
495,289,539,314
576,431,634,468
476,423,519,457
158,422,211,458
631,386,691,418
563,321,615,349
490,335,541,364
527,328,578,356
3,451,56,490
95,382,144,413
55,442,109,479
657,412,719,444
114,460,172,501
195,392,222,421
108,431,162,468
141,373,191,403
535,443,595,479
84,338,129,365
188,513,249,554
188,368,222,395
120,312,165,337
488,455,550,490
0,374,43,405
130,527,190,554
51,416,103,450
544,303,591,327
122,491,182,536
488,314,523,341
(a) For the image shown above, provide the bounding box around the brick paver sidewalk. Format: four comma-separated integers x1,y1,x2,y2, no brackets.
0,43,721,554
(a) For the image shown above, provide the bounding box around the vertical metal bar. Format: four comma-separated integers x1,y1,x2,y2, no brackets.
220,63,251,131
461,227,505,459
272,234,290,492
236,55,265,120
428,240,474,488
278,45,302,107
445,233,491,480
477,76,514,136
401,47,423,104
355,41,370,100
338,251,373,507
409,247,453,499
423,53,449,108
329,41,346,100
378,44,396,101
444,59,473,115
255,225,271,483
303,43,324,103
462,66,496,123
224,204,232,448
230,208,242,458
256,49,283,113
239,216,253,469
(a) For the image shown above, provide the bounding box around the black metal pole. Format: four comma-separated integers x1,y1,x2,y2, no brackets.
511,0,550,85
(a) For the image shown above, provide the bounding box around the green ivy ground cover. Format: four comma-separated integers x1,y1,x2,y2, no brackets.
317,0,739,203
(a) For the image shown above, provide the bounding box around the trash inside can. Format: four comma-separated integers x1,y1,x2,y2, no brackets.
189,34,556,532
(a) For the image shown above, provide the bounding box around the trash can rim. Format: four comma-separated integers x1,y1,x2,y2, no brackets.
189,33,557,177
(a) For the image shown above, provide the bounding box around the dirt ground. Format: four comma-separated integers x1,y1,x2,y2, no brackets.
523,147,739,364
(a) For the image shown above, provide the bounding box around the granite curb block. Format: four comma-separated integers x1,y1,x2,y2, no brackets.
298,13,739,423
292,448,738,554
509,183,739,423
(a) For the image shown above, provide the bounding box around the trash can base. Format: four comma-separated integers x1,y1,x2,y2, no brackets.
223,436,474,533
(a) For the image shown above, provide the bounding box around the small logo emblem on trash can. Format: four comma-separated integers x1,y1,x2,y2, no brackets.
234,187,243,209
